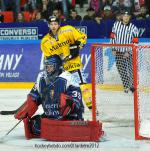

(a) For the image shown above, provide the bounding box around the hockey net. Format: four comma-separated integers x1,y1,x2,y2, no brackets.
90,43,150,140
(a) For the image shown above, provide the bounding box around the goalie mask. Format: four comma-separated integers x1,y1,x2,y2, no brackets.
44,55,62,79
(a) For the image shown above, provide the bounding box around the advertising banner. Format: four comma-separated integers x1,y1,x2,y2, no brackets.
0,21,49,40
0,43,42,82
0,41,93,83
0,39,149,85
0,19,149,40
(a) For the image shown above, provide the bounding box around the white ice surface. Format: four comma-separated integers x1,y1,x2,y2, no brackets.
0,89,150,151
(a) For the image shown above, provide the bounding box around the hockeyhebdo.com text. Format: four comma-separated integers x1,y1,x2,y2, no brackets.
34,142,99,149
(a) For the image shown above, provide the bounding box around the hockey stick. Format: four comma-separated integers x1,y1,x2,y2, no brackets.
0,110,18,115
0,119,23,143
0,102,26,115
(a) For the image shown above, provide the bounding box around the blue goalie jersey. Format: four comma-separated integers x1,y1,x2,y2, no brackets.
29,71,84,120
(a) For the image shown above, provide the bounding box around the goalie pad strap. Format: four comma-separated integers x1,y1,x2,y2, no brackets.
41,119,103,141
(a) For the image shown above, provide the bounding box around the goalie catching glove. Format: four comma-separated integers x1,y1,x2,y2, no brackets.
14,95,38,120
60,93,75,117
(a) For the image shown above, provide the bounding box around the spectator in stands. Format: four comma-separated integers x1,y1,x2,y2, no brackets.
23,0,55,21
101,5,114,20
119,0,132,12
102,0,113,6
83,7,95,21
94,12,102,24
114,10,122,21
0,0,21,20
67,9,82,21
133,0,141,18
16,12,25,22
135,5,150,20
24,0,37,11
75,0,86,11
89,0,100,13
111,0,120,13
145,0,150,15
0,13,4,23
52,8,66,22
34,11,45,22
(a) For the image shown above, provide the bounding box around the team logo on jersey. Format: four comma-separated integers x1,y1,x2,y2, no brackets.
50,89,54,99
50,40,71,51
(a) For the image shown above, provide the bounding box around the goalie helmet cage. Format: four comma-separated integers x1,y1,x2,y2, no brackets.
91,43,150,140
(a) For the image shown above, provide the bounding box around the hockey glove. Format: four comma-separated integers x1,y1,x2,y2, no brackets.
14,95,38,120
69,41,83,59
60,93,75,117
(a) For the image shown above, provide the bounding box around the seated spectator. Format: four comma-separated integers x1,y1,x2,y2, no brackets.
29,0,55,21
145,0,150,15
136,5,150,20
67,9,82,21
120,0,132,12
102,0,113,7
34,11,45,22
1,0,21,20
52,8,66,22
41,0,53,19
114,10,122,21
94,12,102,24
111,0,119,12
89,0,100,13
101,5,114,20
133,0,141,17
83,7,95,21
16,12,25,22
0,13,4,23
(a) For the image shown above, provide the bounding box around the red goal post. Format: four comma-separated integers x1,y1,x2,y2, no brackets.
91,43,150,140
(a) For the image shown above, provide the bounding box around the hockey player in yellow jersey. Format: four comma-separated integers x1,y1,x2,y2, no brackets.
41,16,86,72
41,16,92,109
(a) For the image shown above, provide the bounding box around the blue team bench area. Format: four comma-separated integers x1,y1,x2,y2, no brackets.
0,38,149,88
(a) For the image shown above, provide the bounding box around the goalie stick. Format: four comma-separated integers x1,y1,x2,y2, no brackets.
0,102,25,115
0,109,18,115
0,119,23,143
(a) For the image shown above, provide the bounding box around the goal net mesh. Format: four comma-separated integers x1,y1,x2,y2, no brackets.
90,43,150,139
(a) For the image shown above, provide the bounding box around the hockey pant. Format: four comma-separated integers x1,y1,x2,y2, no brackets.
70,69,92,109
115,52,133,90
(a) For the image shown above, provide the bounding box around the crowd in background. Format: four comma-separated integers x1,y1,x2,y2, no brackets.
0,0,149,23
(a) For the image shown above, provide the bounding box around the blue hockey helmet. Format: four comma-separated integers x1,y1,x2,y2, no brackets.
44,55,62,78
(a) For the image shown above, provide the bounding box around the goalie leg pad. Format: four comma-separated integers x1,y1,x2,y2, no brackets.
41,118,104,141
23,116,41,139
